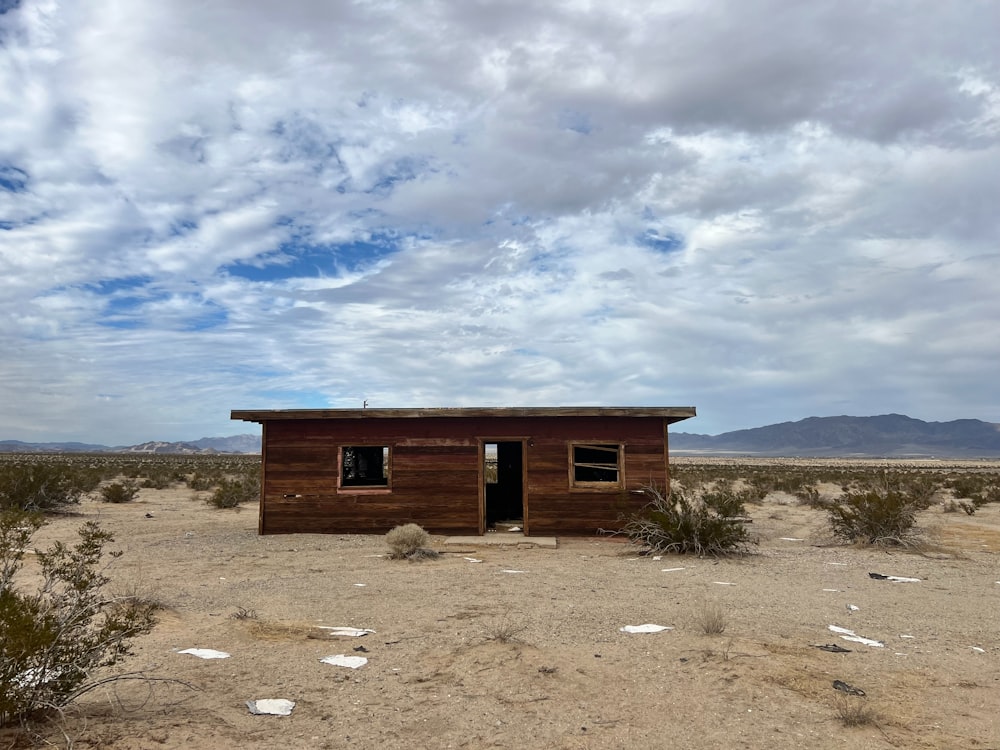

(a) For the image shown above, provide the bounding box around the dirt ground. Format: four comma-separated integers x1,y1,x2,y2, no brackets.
6,461,1000,750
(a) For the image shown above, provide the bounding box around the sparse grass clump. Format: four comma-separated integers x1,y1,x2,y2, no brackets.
621,486,756,556
0,511,156,727
834,695,878,727
484,613,528,644
696,601,728,634
385,523,438,560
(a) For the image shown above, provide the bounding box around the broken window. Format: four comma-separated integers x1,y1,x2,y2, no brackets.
570,443,622,486
341,446,390,487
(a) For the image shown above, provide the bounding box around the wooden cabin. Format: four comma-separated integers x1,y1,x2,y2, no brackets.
230,406,696,536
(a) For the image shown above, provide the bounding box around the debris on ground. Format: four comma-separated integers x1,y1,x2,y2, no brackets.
832,680,866,696
619,624,673,634
177,648,231,659
247,699,295,716
828,625,884,647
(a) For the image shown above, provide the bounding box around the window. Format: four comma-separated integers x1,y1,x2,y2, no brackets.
341,446,390,488
570,443,622,487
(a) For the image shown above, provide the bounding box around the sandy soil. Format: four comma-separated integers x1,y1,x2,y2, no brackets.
5,468,1000,750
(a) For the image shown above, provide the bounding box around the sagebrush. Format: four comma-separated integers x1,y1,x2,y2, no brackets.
0,511,156,727
385,523,437,560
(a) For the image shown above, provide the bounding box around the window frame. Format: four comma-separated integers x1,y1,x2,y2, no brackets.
568,441,624,490
338,444,392,493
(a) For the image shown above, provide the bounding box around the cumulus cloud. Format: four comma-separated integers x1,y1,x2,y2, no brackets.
0,0,998,443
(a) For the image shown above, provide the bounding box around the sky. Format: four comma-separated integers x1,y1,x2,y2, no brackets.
2,0,999,445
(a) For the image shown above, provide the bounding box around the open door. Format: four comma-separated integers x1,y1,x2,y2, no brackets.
482,441,525,532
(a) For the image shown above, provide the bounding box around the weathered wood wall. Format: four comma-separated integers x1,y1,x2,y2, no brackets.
258,416,671,536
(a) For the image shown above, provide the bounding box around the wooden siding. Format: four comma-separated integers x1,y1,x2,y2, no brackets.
256,416,674,536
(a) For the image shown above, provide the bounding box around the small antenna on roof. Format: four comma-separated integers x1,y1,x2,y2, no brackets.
363,400,368,409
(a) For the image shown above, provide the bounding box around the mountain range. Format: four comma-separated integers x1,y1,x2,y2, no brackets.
671,414,1000,458
3,415,1000,457
0,434,262,455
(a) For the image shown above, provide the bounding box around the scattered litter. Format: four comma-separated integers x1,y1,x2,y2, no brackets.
847,604,860,612
779,537,804,541
501,569,526,574
869,572,921,582
814,643,851,653
713,581,735,586
247,699,295,716
178,648,231,659
826,562,847,566
620,624,674,634
365,554,384,558
661,567,686,573
828,625,884,648
832,680,865,696
353,645,369,653
353,583,367,587
144,512,154,518
899,635,915,639
321,654,368,669
315,627,375,637
822,589,841,592
464,557,483,563
651,555,662,560
971,646,986,654
507,526,522,532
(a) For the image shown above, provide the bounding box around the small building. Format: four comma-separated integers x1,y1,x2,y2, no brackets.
230,406,696,536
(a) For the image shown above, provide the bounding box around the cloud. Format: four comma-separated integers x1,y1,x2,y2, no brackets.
1,0,998,443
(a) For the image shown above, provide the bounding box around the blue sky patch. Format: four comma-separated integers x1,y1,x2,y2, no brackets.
0,163,28,192
637,230,684,253
224,232,402,282
557,109,592,135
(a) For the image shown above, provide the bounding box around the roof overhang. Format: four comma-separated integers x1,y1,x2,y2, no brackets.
231,406,697,425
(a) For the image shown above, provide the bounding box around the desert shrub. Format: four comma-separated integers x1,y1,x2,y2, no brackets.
206,469,260,508
0,463,89,512
385,523,435,559
700,480,756,516
187,471,217,491
99,480,140,504
823,481,924,545
621,486,756,556
795,485,822,506
0,511,156,727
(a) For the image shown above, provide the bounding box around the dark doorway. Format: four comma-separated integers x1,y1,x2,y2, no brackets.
484,441,524,530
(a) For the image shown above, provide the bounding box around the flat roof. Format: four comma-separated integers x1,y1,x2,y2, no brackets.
231,406,696,424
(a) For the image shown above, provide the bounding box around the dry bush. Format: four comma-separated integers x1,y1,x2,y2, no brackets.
484,613,528,644
696,602,728,635
834,695,878,727
621,486,756,556
385,523,436,560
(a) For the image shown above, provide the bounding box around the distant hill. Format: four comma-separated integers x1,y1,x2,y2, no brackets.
671,414,1000,458
0,434,262,454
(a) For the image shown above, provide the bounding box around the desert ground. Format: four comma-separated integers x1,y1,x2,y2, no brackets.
5,459,1000,749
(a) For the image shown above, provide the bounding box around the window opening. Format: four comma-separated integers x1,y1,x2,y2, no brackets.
342,446,390,487
572,443,621,484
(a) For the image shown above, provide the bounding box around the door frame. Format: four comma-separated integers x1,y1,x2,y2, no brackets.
478,437,529,535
